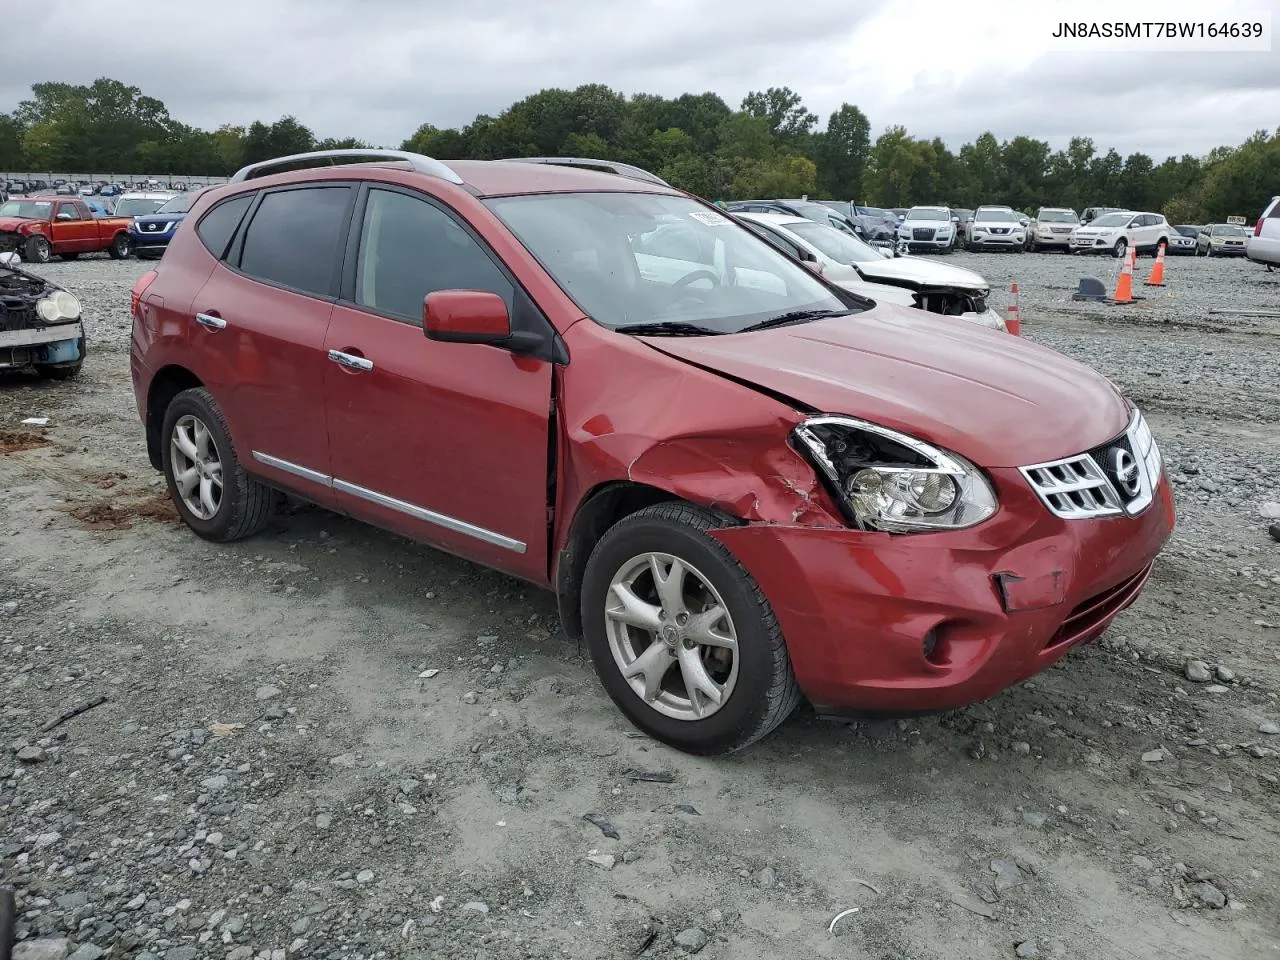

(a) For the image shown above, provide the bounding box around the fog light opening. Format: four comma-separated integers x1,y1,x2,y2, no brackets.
922,628,942,666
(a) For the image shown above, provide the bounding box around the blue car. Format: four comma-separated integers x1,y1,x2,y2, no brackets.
127,190,202,259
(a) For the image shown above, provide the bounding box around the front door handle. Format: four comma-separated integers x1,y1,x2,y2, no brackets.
328,349,373,372
195,312,226,331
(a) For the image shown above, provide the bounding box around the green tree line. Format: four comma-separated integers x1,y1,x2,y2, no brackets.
2,77,1274,222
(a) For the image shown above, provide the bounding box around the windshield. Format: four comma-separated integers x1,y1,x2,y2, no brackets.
0,200,52,219
115,197,170,217
484,192,854,333
975,208,1019,222
855,206,889,219
155,192,198,215
1176,225,1199,237
1039,210,1078,223
1213,224,1246,237
905,207,948,221
784,219,884,264
1091,213,1132,228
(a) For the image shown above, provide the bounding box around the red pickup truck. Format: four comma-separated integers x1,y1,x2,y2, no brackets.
0,196,133,262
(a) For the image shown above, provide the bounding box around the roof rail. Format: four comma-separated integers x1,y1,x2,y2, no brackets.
229,149,464,185
496,157,671,187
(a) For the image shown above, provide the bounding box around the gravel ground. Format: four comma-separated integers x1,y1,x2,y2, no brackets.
1,249,1278,960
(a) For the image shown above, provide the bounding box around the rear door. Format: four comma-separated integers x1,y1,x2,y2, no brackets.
322,184,555,582
187,184,355,505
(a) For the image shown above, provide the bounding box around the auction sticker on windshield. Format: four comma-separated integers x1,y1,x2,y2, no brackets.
689,210,730,225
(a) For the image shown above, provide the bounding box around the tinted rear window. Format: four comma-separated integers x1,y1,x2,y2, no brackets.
238,187,351,296
197,195,254,260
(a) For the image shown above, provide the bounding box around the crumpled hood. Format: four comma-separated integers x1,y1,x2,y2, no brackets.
856,256,988,291
641,304,1130,468
0,217,34,233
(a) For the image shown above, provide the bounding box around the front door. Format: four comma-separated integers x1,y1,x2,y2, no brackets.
188,185,354,505
53,202,94,252
323,185,554,582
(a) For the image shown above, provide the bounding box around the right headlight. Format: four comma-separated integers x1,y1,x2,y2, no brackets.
792,415,998,532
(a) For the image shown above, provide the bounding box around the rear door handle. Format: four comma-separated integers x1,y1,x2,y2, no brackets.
195,312,226,331
328,349,373,372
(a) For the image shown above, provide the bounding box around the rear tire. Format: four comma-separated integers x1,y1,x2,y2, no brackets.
107,233,131,259
580,502,801,754
160,387,273,542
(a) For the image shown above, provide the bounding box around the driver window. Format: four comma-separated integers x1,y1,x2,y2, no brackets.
57,203,81,220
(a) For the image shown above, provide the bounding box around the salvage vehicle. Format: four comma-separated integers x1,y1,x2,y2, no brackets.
0,252,86,378
128,189,203,259
1026,208,1079,251
896,206,956,252
1069,211,1170,258
1196,222,1249,257
0,196,133,262
1168,225,1200,255
725,199,861,237
966,206,1026,252
734,211,1007,331
1246,196,1280,268
130,149,1175,754
1080,206,1123,225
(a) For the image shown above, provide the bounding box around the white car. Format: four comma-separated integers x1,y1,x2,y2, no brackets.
1027,207,1079,251
111,191,181,218
1069,211,1171,258
967,206,1027,252
1244,197,1279,267
897,205,955,253
735,211,1007,332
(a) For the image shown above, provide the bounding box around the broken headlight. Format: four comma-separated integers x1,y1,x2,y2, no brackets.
36,291,81,324
792,415,997,532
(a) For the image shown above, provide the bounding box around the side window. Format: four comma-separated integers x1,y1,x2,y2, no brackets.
355,188,513,324
239,187,351,297
57,203,81,220
744,222,801,260
197,194,254,260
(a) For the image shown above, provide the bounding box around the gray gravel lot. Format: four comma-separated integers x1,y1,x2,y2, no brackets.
1,249,1278,960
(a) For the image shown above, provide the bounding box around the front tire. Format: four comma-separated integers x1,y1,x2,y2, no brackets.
580,502,801,754
24,235,51,263
1113,238,1128,259
160,387,273,542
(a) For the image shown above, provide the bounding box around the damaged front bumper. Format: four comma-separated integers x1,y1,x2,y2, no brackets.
0,320,86,369
710,466,1175,716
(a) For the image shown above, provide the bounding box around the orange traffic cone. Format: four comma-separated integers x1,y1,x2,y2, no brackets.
1144,244,1167,286
1005,282,1022,335
1111,247,1135,303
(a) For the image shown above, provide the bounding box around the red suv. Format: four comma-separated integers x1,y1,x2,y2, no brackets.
130,150,1175,754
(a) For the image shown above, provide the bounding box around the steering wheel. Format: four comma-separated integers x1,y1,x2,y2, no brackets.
673,269,720,290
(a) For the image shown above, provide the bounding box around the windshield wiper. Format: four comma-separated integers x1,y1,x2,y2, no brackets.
738,309,850,333
616,321,725,337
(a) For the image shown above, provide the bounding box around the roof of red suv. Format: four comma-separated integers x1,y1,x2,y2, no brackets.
219,156,678,200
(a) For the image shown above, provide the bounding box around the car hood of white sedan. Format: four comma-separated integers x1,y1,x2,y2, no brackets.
856,256,988,291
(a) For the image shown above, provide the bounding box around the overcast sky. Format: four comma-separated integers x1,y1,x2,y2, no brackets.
4,0,1277,159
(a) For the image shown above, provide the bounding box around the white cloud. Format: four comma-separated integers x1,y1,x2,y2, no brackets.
1,0,1276,157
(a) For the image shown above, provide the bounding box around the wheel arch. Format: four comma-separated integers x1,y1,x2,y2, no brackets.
145,365,203,470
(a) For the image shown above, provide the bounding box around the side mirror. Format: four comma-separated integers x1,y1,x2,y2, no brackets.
424,290,541,355
56,212,74,221
951,216,959,223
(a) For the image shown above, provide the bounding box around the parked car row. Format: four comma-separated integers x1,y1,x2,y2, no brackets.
0,189,188,262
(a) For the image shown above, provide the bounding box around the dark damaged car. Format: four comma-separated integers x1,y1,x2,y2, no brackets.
130,150,1175,755
0,253,86,378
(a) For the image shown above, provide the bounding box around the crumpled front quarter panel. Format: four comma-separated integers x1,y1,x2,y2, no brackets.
554,321,845,550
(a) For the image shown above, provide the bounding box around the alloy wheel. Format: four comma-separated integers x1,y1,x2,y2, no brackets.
604,552,739,721
169,414,223,520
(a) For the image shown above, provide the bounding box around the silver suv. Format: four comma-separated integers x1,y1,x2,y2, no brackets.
1028,207,1079,251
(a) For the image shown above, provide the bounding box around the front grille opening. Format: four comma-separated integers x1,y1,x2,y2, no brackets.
1046,562,1153,649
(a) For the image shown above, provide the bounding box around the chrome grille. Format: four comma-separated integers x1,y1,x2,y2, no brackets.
1021,410,1162,520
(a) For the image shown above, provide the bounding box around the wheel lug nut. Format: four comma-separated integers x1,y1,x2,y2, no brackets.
676,613,688,625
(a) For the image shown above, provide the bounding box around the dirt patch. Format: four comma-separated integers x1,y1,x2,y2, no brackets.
64,492,180,530
0,429,52,453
